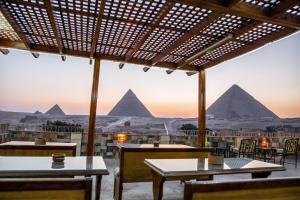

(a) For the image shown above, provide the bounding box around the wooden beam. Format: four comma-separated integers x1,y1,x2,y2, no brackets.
151,0,243,67
202,28,296,69
87,58,101,156
7,0,186,34
198,69,206,147
0,39,27,50
0,48,9,55
151,12,222,66
0,8,30,50
0,4,40,58
177,34,233,69
270,0,300,17
0,39,198,71
177,20,264,68
45,0,63,56
173,0,300,30
90,0,106,59
124,1,174,62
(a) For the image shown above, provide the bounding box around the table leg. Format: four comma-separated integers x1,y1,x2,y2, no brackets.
251,172,271,178
264,150,267,162
151,170,165,200
95,175,102,200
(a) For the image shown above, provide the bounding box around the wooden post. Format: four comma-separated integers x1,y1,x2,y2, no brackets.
87,58,101,156
198,69,206,147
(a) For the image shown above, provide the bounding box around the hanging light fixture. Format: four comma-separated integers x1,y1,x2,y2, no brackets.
178,34,233,69
143,67,150,72
0,48,9,55
186,71,197,76
31,52,40,58
119,63,125,69
166,70,174,74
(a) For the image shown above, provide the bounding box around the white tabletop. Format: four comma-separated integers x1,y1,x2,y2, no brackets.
145,158,284,176
0,156,109,177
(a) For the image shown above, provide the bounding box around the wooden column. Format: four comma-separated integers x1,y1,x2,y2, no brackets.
198,69,206,147
87,58,101,156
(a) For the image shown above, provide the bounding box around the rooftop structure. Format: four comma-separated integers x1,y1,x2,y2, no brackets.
0,0,299,71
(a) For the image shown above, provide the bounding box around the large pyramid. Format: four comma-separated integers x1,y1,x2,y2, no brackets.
108,89,153,117
207,84,278,119
45,104,65,115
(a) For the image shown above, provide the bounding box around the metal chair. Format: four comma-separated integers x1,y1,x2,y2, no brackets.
278,138,299,168
238,139,257,159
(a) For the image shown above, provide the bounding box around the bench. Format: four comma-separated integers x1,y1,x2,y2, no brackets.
0,141,76,156
0,177,92,200
184,177,300,200
114,145,212,200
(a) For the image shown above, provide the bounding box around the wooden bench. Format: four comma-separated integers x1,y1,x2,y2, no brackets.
184,177,300,200
114,145,212,200
0,177,92,200
0,141,77,156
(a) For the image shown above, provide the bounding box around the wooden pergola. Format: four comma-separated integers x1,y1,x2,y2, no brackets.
0,0,299,155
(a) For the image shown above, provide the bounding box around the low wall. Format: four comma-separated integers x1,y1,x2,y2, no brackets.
4,130,300,158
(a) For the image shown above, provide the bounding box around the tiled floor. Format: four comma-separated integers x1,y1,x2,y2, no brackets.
99,157,300,200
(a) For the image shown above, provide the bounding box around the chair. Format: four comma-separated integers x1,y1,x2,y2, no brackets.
278,138,299,168
238,139,256,159
256,147,277,163
0,177,92,200
183,177,300,200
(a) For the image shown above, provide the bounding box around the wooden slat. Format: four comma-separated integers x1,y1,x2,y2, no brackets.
87,58,101,156
174,0,300,30
152,0,248,68
270,0,300,16
198,69,206,147
202,28,296,69
45,0,64,57
0,0,298,72
124,1,174,62
0,39,27,50
151,12,222,66
0,39,198,72
90,0,106,59
177,33,233,69
0,3,37,57
6,0,186,34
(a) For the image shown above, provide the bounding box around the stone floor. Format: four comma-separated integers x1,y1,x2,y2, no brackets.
99,157,300,200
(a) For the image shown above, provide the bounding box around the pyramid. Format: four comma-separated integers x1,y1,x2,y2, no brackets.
108,89,153,117
33,110,42,114
45,104,65,115
207,84,278,119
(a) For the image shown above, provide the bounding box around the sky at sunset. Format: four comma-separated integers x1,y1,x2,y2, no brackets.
0,32,300,118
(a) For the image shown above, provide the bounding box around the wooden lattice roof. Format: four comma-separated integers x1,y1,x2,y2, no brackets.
0,0,299,72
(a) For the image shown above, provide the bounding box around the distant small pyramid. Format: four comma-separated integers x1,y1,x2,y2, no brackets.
34,110,42,114
207,84,278,119
45,104,65,115
108,89,153,117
